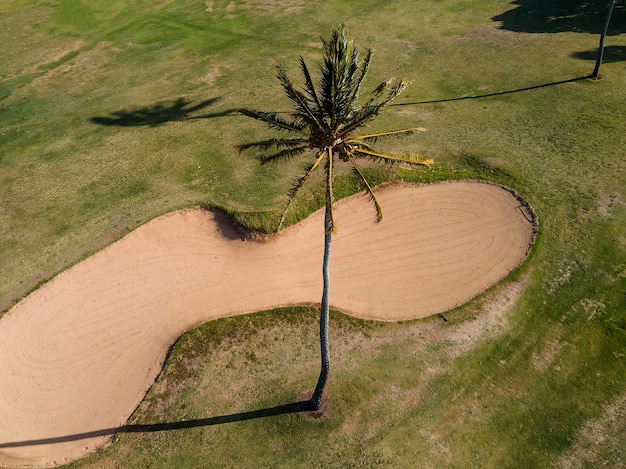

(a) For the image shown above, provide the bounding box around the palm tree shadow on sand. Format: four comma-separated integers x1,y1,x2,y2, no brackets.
91,97,237,127
0,401,315,448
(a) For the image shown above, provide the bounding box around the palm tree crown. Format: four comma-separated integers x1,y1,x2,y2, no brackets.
238,25,432,231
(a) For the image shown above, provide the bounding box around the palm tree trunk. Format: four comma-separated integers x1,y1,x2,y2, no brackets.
309,212,331,410
591,0,616,79
310,154,334,411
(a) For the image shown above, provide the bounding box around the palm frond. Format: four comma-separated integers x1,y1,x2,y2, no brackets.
348,157,383,223
348,49,371,105
365,78,403,106
319,25,365,129
369,79,393,99
384,80,410,102
259,146,309,165
286,152,325,199
277,151,326,230
299,57,323,118
238,108,308,134
336,104,380,137
333,47,363,125
274,65,323,128
350,127,427,144
338,80,409,137
237,137,309,154
363,80,408,112
353,148,434,167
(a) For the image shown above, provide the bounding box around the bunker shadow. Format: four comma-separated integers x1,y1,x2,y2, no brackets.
91,97,237,127
203,206,263,242
0,401,314,448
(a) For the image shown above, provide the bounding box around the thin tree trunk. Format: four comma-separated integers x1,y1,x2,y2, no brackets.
591,0,616,78
310,154,334,411
309,216,331,410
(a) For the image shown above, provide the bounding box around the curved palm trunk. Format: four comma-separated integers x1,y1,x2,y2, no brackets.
310,152,334,411
591,0,616,78
309,209,331,410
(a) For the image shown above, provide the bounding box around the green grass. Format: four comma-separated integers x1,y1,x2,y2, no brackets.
1,0,625,467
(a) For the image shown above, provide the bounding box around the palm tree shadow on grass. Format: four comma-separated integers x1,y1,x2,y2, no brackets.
91,97,237,127
572,45,626,63
0,401,314,448
492,0,626,35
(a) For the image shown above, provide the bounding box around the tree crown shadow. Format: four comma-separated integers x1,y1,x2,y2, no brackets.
572,44,626,63
493,0,626,35
91,97,236,127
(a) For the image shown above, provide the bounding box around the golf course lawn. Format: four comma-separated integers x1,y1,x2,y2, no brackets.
0,1,624,467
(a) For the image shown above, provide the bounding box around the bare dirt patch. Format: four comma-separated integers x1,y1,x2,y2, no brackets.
597,192,624,219
531,337,565,373
555,392,626,468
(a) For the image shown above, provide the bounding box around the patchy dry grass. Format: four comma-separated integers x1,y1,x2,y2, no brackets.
556,392,626,468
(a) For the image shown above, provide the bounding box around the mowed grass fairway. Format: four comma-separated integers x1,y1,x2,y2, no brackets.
1,1,625,468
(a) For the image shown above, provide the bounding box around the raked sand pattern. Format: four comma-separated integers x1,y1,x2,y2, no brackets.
0,181,536,468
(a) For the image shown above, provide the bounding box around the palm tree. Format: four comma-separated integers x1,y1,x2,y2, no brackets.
237,25,433,411
591,0,617,79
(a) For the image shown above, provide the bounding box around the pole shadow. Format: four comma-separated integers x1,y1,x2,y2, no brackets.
90,97,237,127
393,76,587,106
0,401,313,448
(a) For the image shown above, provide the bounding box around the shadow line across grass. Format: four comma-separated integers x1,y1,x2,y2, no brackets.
88,75,589,125
0,401,313,448
393,75,588,106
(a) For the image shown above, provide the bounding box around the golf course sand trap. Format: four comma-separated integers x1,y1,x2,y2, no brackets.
0,181,536,468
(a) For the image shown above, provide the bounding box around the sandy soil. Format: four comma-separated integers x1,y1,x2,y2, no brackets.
0,181,536,468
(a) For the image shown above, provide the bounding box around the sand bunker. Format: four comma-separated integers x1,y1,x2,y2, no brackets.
0,181,536,468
